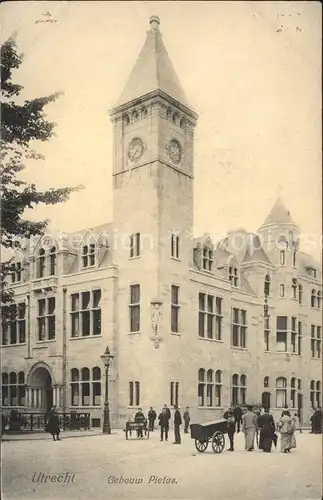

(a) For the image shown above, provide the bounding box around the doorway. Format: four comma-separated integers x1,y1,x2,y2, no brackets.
261,391,271,409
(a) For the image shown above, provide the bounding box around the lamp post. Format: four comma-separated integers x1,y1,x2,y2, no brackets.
100,346,114,434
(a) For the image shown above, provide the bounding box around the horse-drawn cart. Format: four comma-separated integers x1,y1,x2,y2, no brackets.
124,420,150,440
190,419,228,453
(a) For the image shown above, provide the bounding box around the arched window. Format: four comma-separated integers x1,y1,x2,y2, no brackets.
316,381,321,406
264,376,269,388
9,372,17,406
310,380,321,408
71,368,79,406
240,375,247,405
206,369,213,406
215,370,222,407
264,275,271,297
317,291,321,310
311,290,316,308
280,250,286,265
297,379,301,390
37,248,46,278
298,284,303,304
49,247,56,276
2,373,8,406
198,368,205,406
292,279,297,300
232,374,239,405
276,377,287,408
92,366,101,406
291,377,296,408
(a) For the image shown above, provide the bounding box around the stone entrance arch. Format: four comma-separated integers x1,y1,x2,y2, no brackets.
261,391,271,409
27,363,55,412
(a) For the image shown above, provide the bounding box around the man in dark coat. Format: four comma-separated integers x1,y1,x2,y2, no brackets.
148,407,157,432
233,405,242,433
257,408,275,452
164,404,171,420
158,408,170,441
47,407,60,441
225,409,236,451
134,408,146,438
183,407,190,434
173,405,182,444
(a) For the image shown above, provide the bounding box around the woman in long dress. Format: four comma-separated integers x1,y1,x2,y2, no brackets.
277,410,295,453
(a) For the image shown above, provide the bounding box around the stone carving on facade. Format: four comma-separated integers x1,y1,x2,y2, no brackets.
150,301,163,348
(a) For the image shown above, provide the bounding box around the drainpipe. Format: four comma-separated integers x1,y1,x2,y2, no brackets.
62,288,67,413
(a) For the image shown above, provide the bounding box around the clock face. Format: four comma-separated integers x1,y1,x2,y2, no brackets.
128,138,144,162
167,139,182,165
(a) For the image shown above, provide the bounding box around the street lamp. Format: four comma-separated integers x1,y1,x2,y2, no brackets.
100,346,114,434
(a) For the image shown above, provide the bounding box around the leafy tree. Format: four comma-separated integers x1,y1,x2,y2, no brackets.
1,36,82,304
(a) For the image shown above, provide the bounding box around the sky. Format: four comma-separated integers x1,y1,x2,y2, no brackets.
1,1,322,259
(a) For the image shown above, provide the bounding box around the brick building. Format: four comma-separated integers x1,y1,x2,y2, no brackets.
1,16,321,428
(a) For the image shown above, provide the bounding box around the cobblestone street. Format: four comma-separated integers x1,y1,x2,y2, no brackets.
2,430,321,500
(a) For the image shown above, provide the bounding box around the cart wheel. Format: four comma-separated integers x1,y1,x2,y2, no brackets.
195,439,208,452
211,431,225,453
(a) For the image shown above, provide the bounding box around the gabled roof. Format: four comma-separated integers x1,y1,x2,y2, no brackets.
260,196,296,227
115,16,192,110
243,235,272,265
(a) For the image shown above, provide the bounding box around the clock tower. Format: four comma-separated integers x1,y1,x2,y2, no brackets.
109,16,198,422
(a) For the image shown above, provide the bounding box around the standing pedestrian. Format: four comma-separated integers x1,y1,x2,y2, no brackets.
148,407,157,432
242,405,257,451
183,407,190,434
173,405,182,444
158,408,170,442
225,409,236,451
233,405,242,433
46,407,61,441
277,410,295,453
293,412,302,433
257,408,275,452
134,408,145,438
164,404,171,420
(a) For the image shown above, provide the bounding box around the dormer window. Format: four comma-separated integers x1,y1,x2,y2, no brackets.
82,244,96,268
308,267,317,279
264,275,271,297
49,247,56,276
36,249,46,278
11,262,22,284
229,267,239,287
292,251,297,267
280,250,285,265
202,247,213,272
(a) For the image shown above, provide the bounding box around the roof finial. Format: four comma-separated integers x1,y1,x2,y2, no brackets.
149,15,160,30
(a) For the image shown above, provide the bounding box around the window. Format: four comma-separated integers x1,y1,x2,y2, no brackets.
291,317,297,353
276,377,287,408
292,279,297,300
198,293,222,340
318,291,322,310
171,234,180,259
71,290,101,337
129,285,140,332
198,369,205,406
37,249,46,278
264,376,269,388
129,381,140,406
290,377,296,408
280,284,285,297
298,285,303,304
49,247,56,276
2,371,25,406
311,325,321,358
70,367,101,407
276,316,287,352
264,316,270,351
310,380,321,407
280,251,285,265
292,251,296,266
231,374,246,405
82,244,96,268
1,303,26,345
311,290,316,308
202,246,213,272
229,267,239,287
11,262,22,283
171,285,180,333
298,321,302,355
308,268,317,279
264,275,271,297
231,308,247,348
170,381,179,407
129,233,140,258
198,369,222,407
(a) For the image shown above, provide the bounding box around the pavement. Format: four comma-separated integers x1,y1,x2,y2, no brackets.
2,430,321,500
2,428,105,441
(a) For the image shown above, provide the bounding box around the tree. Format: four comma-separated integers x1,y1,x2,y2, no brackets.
1,36,82,304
